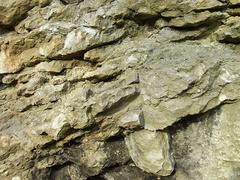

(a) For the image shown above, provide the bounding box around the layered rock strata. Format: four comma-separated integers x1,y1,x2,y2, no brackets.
1,0,240,179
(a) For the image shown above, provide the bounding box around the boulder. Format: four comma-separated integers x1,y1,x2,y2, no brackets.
125,130,175,176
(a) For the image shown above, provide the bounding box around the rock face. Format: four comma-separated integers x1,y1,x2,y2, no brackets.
0,0,240,179
171,101,240,180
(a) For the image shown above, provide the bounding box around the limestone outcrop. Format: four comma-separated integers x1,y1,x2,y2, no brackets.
1,0,240,179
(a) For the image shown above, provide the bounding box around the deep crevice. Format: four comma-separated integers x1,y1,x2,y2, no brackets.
49,161,73,180
87,175,105,180
193,5,228,13
105,133,124,142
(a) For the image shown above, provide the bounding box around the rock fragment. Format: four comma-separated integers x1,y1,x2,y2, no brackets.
215,17,240,43
125,130,174,176
118,110,144,129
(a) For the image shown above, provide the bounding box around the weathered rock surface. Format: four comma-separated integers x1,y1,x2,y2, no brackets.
171,101,240,180
0,0,37,26
125,130,174,176
216,17,240,43
103,165,157,180
1,0,240,179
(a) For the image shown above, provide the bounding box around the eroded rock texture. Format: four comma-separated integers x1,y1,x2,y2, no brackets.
1,0,240,179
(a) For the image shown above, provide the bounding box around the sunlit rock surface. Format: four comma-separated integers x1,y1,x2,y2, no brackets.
1,0,240,179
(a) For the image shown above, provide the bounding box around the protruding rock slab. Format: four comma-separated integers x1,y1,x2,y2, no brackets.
125,130,174,176
0,0,36,26
228,0,240,5
169,11,224,28
215,17,240,43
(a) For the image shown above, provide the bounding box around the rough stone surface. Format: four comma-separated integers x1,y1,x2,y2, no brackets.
215,17,240,43
171,101,240,180
0,0,240,179
103,165,157,180
125,130,175,176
